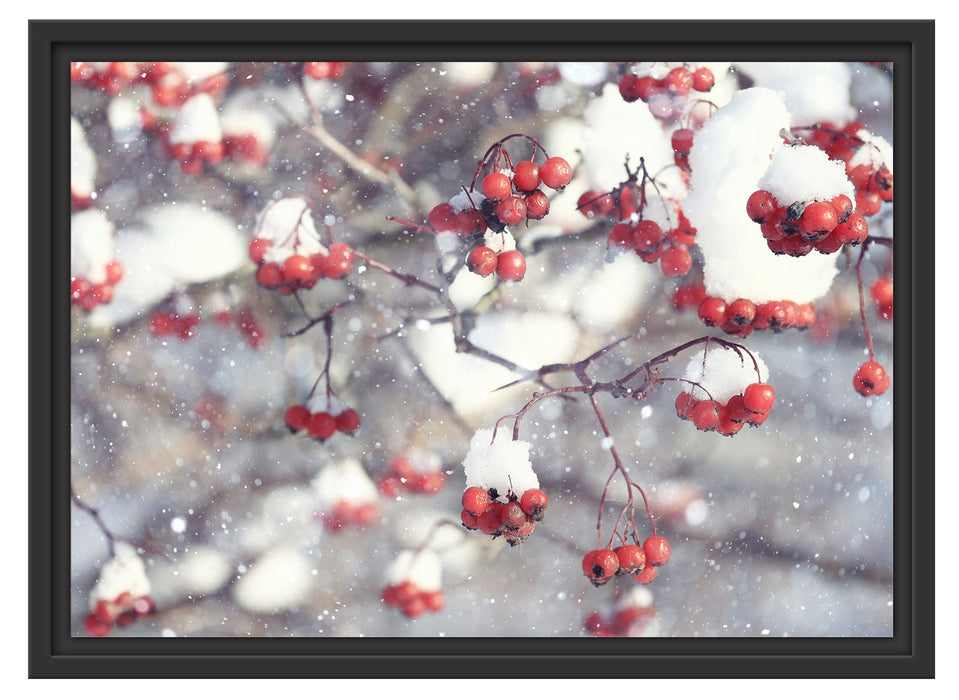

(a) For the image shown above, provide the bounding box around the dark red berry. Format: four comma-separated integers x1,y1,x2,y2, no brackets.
466,245,498,277
853,360,890,396
540,157,573,190
643,535,671,567
512,160,541,192
495,249,527,282
482,172,512,201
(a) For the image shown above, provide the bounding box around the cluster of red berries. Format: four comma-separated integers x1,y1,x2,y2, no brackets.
303,62,349,81
675,382,775,436
249,238,355,293
71,261,124,311
582,535,671,587
697,295,816,337
149,309,200,340
747,189,868,257
871,276,893,320
381,581,444,618
426,202,487,238
284,404,361,442
83,592,156,637
671,281,707,311
479,157,572,226
460,486,547,546
796,122,893,215
165,137,226,176
584,605,656,638
853,360,891,397
605,212,696,278
322,498,379,531
465,244,528,282
72,62,230,108
618,64,715,120
377,452,446,497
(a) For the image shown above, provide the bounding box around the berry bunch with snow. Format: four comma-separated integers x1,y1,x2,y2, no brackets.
164,93,226,174
582,535,672,587
381,549,445,618
746,144,863,257
586,159,697,278
617,62,719,122
83,543,155,637
459,428,546,546
71,210,123,311
674,343,774,437
584,585,658,637
311,458,380,531
249,197,355,294
285,393,360,443
378,448,446,497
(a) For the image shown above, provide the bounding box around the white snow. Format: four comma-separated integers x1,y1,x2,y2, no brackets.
71,117,97,199
462,427,539,497
682,343,769,403
90,542,150,607
735,62,857,127
71,209,114,283
757,144,854,204
386,549,442,592
311,458,379,510
169,93,223,145
233,546,314,614
847,131,894,173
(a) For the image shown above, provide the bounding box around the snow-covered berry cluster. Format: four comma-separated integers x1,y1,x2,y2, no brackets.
747,144,863,257
584,586,658,637
459,485,546,546
83,543,155,637
71,210,124,311
466,228,528,282
582,535,671,587
311,458,380,531
378,449,446,497
617,62,718,121
675,344,773,436
381,549,444,618
697,295,817,337
459,428,545,545
249,197,355,294
285,395,361,443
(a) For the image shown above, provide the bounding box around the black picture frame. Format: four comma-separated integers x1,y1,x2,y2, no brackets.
30,19,935,679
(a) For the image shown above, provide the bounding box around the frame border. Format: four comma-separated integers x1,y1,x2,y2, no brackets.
30,19,935,679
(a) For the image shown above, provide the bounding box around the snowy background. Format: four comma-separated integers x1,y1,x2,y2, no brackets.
69,59,895,639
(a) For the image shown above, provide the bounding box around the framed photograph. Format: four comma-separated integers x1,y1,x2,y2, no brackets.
30,19,934,678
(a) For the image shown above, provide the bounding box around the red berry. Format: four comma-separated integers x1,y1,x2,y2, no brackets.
495,249,527,282
577,191,614,218
643,535,671,567
618,73,643,102
691,400,720,431
725,394,753,424
659,246,692,277
539,156,573,190
84,613,112,637
632,220,663,253
255,261,284,288
613,544,647,576
872,277,893,319
582,549,619,585
466,245,498,277
635,76,660,102
428,202,457,233
284,404,310,432
462,486,491,517
421,590,445,612
493,196,527,226
524,190,550,220
853,360,890,396
756,301,788,330
307,411,336,441
831,194,853,223
746,190,779,224
692,66,714,92
410,471,444,494
132,596,155,617
335,408,361,434
104,260,124,285
455,208,487,237
855,190,883,217
665,67,693,95
482,172,512,201
725,298,756,327
323,242,355,279
283,254,314,284
519,488,548,520
501,501,527,530
633,565,658,584
150,311,176,336
675,391,697,420
460,508,479,530
512,160,541,192
743,383,776,414
698,296,727,327
672,282,707,311
477,501,505,536
833,212,869,246
607,222,634,250
671,128,695,156
799,201,839,240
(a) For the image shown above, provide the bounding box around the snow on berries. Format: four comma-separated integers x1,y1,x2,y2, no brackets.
378,448,446,496
166,93,225,174
676,343,773,435
617,62,728,122
311,458,380,531
71,210,123,311
250,197,354,293
71,117,97,209
460,428,544,545
381,549,445,618
84,543,155,636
